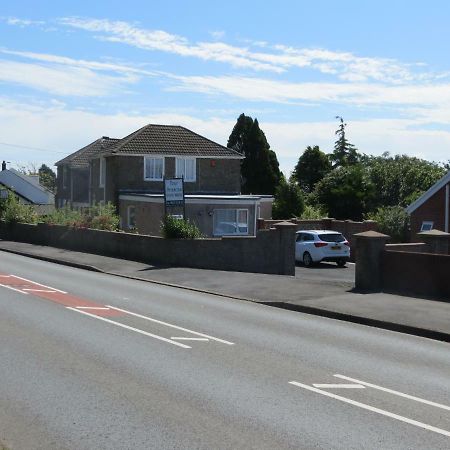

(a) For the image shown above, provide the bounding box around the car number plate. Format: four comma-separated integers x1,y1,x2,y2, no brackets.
331,245,341,250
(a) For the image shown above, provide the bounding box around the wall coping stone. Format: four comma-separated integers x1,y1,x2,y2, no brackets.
354,230,390,239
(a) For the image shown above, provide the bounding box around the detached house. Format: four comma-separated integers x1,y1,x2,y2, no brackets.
0,162,54,213
406,170,450,237
55,136,119,208
86,123,273,237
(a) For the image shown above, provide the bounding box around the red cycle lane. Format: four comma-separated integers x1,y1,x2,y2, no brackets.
0,273,124,317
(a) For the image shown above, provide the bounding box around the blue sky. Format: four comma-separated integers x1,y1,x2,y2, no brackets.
1,0,450,176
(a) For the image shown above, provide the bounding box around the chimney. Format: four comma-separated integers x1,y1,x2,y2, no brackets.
1,161,6,171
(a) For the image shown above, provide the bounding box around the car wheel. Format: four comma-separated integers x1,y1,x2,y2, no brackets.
337,259,346,267
303,252,313,267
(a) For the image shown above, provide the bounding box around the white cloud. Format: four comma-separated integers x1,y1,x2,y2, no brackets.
0,59,138,96
3,17,45,27
59,17,445,83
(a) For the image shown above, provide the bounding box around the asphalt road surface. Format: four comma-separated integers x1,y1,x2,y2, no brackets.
0,251,449,449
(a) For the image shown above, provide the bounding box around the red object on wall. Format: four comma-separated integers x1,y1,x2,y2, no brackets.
210,160,216,167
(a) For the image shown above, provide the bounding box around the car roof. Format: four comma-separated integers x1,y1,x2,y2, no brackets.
295,230,343,234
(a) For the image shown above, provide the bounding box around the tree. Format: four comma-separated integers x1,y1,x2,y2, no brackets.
272,178,305,219
313,165,375,220
227,114,282,194
292,145,332,193
330,116,360,167
366,153,445,208
366,206,410,243
38,164,56,193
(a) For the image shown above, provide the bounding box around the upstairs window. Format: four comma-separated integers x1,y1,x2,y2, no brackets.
144,157,164,181
176,157,196,182
99,157,106,187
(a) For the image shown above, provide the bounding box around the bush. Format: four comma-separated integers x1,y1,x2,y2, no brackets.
0,191,38,224
366,205,410,243
272,180,305,220
299,204,327,220
42,203,120,231
161,215,203,239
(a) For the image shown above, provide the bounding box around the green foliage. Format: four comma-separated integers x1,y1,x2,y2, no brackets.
161,215,203,239
366,153,445,208
272,180,305,219
38,164,57,193
0,191,38,224
292,145,332,193
313,165,375,220
367,206,410,243
227,113,282,195
330,116,361,167
42,203,119,231
299,204,327,219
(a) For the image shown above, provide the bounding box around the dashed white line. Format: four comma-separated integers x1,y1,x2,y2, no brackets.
75,306,110,310
66,307,191,349
23,289,58,293
0,284,29,294
289,381,450,438
106,305,235,345
313,384,365,389
334,374,450,411
171,337,209,341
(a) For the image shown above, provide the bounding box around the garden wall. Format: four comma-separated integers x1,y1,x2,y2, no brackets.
0,221,297,276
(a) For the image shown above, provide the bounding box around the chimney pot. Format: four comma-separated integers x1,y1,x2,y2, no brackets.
1,161,6,171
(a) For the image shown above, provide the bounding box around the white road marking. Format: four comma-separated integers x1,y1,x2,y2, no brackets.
334,374,450,412
75,306,110,310
66,307,191,349
0,284,29,294
11,275,67,293
0,275,11,277
289,381,450,438
171,337,209,341
313,383,365,389
23,289,58,293
106,305,235,346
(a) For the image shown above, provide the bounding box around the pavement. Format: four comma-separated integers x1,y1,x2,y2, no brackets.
1,239,450,343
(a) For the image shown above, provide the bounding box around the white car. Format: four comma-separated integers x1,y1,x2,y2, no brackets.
295,230,350,267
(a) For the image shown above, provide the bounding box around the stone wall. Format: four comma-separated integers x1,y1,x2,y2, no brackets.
0,221,297,275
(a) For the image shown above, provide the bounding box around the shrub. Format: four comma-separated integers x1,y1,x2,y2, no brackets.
366,205,410,243
0,191,38,224
161,215,203,239
42,202,120,231
299,204,327,220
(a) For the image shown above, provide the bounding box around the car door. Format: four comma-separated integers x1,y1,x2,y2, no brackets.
295,233,303,261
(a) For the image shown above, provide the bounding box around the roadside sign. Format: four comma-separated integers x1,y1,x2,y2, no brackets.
164,178,184,207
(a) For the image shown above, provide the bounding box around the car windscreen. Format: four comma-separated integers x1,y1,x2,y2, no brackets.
318,233,345,243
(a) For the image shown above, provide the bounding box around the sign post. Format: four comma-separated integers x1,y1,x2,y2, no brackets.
164,177,185,218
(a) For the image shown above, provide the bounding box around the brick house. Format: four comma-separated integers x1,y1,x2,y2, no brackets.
85,123,273,237
55,136,119,208
406,171,450,238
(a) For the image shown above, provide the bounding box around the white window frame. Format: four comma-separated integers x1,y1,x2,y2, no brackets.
213,208,249,236
175,157,196,182
127,205,136,229
144,156,165,181
99,157,106,188
420,220,434,232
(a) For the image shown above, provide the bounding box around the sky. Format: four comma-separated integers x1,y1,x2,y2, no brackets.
1,0,450,176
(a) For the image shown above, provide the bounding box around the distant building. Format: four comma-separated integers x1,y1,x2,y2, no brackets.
406,171,450,237
0,162,55,213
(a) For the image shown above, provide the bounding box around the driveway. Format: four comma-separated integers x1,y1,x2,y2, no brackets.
295,261,355,284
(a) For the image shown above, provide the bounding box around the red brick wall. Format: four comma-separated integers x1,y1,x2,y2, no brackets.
410,186,449,240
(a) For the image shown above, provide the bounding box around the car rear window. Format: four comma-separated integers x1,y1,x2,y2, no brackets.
318,233,345,242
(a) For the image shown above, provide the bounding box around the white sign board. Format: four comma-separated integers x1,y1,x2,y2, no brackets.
164,178,184,207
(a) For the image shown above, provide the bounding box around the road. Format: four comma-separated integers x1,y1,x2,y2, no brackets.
0,251,449,449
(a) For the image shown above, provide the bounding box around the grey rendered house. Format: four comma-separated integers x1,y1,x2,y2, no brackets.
87,123,273,237
55,136,119,208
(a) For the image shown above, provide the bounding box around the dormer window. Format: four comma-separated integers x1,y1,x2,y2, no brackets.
144,156,164,181
176,157,196,182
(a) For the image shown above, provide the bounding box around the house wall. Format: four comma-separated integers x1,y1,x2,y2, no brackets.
99,156,241,203
0,221,296,275
72,169,89,204
89,158,105,205
55,165,71,206
410,185,449,239
119,198,258,237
